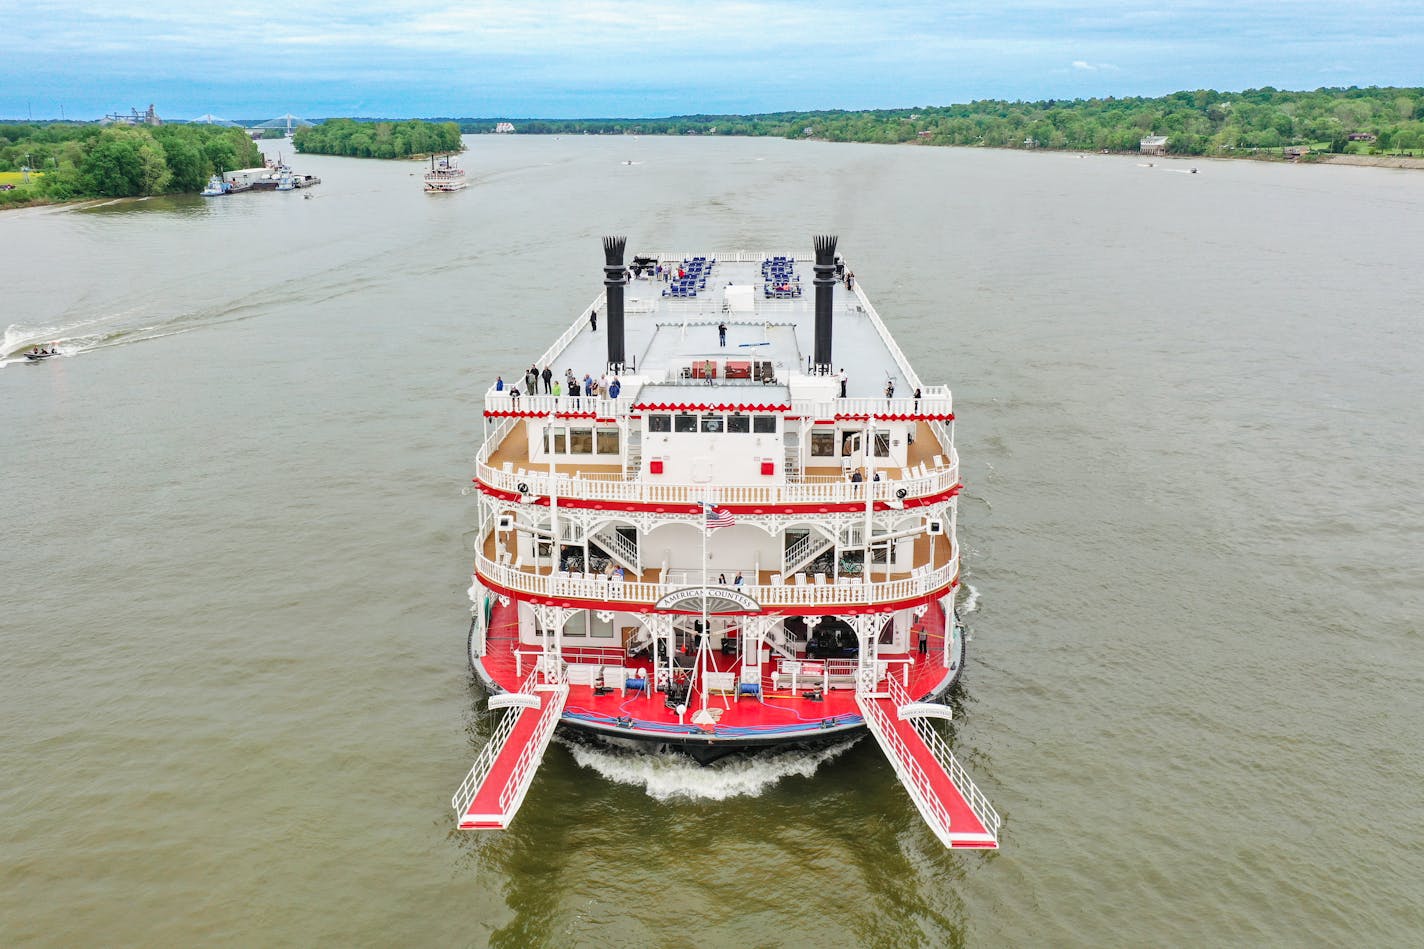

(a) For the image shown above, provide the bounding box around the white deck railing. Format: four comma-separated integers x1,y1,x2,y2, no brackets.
473,546,954,609
481,391,951,420
857,691,958,843
915,718,1002,845
450,668,539,818
476,454,958,506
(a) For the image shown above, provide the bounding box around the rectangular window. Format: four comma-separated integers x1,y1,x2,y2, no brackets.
590,613,615,639
701,414,724,433
546,428,568,454
726,414,750,433
675,414,698,433
810,431,836,457
562,614,587,637
753,415,777,434
568,428,594,454
647,414,672,433
874,433,891,457
597,429,620,454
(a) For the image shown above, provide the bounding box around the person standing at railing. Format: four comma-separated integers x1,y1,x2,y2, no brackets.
839,368,847,398
885,379,895,399
542,366,553,393
526,366,539,394
589,308,597,331
609,377,621,399
495,375,505,392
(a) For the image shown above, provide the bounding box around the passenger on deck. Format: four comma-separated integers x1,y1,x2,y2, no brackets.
839,368,848,398
734,571,744,586
885,379,895,399
542,365,553,393
718,321,727,347
851,471,863,483
609,378,621,399
509,386,520,406
495,375,504,391
589,308,597,331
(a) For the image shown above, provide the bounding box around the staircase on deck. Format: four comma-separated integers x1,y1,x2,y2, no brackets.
452,666,569,830
856,674,1001,849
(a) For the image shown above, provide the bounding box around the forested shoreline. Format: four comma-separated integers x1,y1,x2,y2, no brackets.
0,124,261,205
4,85,1422,208
450,86,1424,156
292,118,462,158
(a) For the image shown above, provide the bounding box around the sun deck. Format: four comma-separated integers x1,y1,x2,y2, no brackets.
532,253,917,400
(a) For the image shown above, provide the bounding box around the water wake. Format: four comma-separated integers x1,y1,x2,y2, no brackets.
960,582,981,614
562,737,859,801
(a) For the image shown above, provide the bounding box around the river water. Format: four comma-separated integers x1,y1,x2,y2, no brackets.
3,135,1422,946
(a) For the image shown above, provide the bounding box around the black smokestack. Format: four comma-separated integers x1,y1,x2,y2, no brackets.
813,234,837,369
603,236,627,369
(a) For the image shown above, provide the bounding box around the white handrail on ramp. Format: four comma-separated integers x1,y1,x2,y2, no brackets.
856,675,1000,849
451,670,570,830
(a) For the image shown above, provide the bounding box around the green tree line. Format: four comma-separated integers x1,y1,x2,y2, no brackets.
454,86,1424,156
0,123,262,204
292,118,462,158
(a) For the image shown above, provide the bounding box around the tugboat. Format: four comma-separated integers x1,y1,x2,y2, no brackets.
451,236,1001,850
200,174,230,197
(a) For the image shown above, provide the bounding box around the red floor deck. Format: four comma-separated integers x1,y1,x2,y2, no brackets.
458,687,566,829
865,695,998,848
476,598,956,739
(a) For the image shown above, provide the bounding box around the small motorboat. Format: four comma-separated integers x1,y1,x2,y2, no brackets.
25,350,56,361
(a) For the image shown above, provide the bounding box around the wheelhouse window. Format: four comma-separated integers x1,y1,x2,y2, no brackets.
647,414,672,433
753,415,777,434
674,414,698,433
596,429,621,454
727,414,750,434
568,428,594,454
810,431,836,457
701,414,724,433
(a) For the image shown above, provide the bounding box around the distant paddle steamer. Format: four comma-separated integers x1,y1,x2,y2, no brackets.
424,154,467,192
453,237,999,849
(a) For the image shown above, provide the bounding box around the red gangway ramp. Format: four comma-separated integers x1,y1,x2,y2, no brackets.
452,678,569,830
856,677,1001,849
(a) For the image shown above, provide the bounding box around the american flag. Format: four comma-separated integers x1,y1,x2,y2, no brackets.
701,502,735,528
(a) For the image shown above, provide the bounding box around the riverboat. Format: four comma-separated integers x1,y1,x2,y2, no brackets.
453,236,1000,850
424,154,467,192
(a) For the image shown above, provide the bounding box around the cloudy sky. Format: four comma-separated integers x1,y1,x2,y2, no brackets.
2,1,1421,120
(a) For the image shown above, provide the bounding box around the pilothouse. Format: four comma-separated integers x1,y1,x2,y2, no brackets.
453,236,1000,850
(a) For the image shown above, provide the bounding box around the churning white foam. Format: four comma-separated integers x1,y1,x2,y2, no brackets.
960,583,981,614
561,737,859,801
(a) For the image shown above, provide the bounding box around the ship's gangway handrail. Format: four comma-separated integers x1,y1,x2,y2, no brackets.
857,692,958,841
497,681,569,816
913,716,1002,844
450,668,540,818
885,673,1001,845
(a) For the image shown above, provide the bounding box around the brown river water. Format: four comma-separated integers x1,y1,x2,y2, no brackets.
2,135,1422,946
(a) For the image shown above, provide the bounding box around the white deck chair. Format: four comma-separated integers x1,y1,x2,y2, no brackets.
770,573,783,586
796,573,808,586
933,454,945,469
900,467,912,481
814,572,827,585
502,462,514,473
